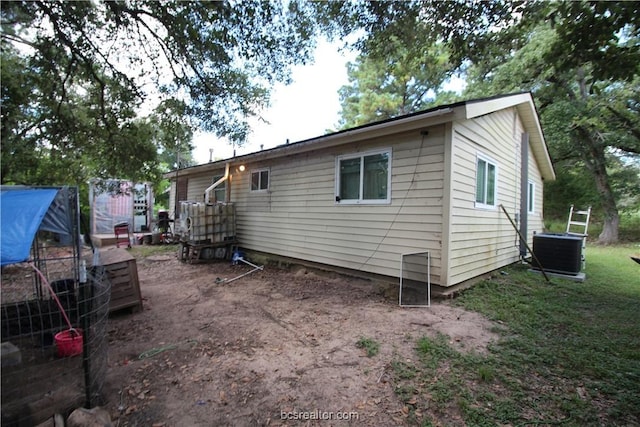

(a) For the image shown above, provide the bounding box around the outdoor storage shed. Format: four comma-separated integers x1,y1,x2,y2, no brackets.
165,92,555,291
89,179,153,235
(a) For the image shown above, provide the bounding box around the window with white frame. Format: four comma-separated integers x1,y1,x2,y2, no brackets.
250,168,269,192
211,175,226,202
528,180,535,213
336,149,391,204
475,153,497,208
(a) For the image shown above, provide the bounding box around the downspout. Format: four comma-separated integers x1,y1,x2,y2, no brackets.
204,162,230,204
174,152,180,219
519,132,529,258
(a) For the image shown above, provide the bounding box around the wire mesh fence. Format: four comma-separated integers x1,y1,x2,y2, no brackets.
1,251,110,425
399,251,431,307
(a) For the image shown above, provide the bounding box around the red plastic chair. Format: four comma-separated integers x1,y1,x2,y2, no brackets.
114,222,130,248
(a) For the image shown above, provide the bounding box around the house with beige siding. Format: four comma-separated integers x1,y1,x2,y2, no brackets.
164,92,555,291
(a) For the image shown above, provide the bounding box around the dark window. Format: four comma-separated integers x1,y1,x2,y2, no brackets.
251,169,269,191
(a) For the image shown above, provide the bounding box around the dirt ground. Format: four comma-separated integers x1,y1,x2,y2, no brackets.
103,249,498,426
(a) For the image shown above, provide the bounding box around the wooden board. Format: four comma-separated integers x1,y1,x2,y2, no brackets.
98,248,143,313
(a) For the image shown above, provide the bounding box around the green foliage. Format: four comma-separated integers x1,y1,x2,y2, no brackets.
463,4,639,243
332,1,639,243
535,1,640,82
318,1,528,70
328,1,527,129
2,1,320,140
544,75,640,229
355,336,380,357
337,39,455,129
1,28,165,185
619,211,640,241
1,0,319,190
544,155,640,222
545,211,640,242
150,99,195,163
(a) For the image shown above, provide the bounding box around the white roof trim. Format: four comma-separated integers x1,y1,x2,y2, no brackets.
464,93,555,181
166,93,555,182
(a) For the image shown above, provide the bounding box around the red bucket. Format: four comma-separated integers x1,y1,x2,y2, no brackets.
54,328,83,357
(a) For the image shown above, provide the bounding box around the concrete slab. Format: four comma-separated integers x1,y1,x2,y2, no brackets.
529,269,586,282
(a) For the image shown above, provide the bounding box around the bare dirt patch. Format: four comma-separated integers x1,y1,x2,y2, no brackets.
103,251,498,426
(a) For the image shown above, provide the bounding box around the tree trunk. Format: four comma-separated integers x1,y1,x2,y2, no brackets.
577,126,620,244
592,162,620,244
598,211,619,244
570,71,621,244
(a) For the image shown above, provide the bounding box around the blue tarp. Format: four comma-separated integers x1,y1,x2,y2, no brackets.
1,188,59,266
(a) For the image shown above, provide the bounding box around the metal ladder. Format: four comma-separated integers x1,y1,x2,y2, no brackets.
566,205,591,236
566,205,591,270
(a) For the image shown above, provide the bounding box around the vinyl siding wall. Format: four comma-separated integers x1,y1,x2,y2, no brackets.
167,106,548,288
169,170,226,217
447,108,544,285
186,174,216,202
230,125,447,284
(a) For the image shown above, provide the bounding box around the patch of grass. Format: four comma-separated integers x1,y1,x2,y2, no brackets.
389,244,640,426
391,359,418,379
127,243,178,258
355,336,380,357
416,333,458,367
477,365,495,382
394,384,417,402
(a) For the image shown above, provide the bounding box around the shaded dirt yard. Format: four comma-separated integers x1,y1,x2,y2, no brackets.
103,249,498,426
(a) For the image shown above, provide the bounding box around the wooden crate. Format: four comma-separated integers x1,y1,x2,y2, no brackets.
99,248,142,313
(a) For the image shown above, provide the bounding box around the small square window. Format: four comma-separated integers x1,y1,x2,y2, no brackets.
251,169,269,191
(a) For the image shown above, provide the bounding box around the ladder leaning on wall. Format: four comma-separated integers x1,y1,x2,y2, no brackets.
566,205,592,270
